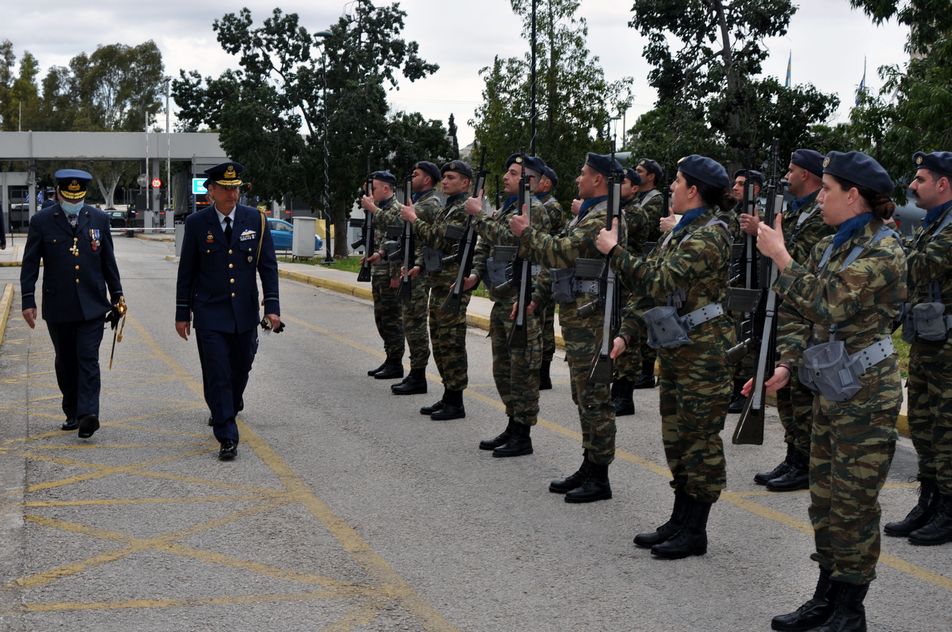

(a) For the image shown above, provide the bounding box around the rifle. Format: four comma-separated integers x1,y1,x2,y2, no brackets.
494,174,502,210
724,176,766,359
399,173,414,302
588,145,623,384
508,154,534,349
440,147,487,314
349,176,374,282
732,141,784,445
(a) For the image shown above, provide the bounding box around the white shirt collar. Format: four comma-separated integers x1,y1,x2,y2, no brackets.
214,205,236,226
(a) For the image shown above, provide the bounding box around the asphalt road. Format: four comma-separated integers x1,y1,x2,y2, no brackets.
0,236,948,632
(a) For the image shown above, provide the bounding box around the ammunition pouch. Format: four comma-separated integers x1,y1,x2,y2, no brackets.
443,224,467,242
422,246,443,275
385,224,403,240
381,240,401,261
550,258,604,305
902,302,950,343
550,267,577,304
642,302,725,350
486,246,517,290
798,337,894,402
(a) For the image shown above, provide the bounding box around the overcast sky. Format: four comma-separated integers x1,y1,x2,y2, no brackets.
8,1,909,146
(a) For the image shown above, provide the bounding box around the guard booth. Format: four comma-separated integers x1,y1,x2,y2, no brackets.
0,171,30,232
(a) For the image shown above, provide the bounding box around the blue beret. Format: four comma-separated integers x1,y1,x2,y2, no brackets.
370,170,397,185
441,160,473,180
414,161,441,186
732,169,764,187
585,152,623,178
541,165,558,186
55,169,93,200
791,148,825,178
913,151,952,178
637,159,664,183
823,151,893,194
624,167,641,186
679,155,730,189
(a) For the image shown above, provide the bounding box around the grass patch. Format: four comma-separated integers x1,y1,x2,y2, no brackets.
893,330,910,379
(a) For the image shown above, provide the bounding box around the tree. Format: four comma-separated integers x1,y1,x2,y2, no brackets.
0,44,41,131
628,0,838,170
470,0,633,203
174,2,442,255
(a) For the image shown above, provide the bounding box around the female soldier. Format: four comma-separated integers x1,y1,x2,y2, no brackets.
754,151,906,632
595,154,735,559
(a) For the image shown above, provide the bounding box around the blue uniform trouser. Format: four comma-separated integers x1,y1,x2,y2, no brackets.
195,327,258,445
47,319,105,420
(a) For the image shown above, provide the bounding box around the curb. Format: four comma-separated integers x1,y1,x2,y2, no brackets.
276,268,564,348
134,233,176,243
0,284,13,348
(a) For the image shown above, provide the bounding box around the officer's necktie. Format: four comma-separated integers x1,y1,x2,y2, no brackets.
223,216,232,243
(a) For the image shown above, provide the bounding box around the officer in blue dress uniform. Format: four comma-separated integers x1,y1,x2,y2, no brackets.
175,161,281,461
20,169,124,438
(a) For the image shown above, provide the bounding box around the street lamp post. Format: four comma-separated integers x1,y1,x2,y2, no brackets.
316,30,334,263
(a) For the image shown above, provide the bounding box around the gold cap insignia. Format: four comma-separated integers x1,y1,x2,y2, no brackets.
224,165,237,179
67,180,81,192
916,155,924,165
823,157,831,168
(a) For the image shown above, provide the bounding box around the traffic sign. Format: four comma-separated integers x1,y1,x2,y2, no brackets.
151,177,162,189
191,178,208,195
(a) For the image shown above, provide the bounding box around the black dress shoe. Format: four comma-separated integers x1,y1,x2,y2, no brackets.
61,418,79,431
430,403,465,421
218,441,238,461
77,415,100,439
373,363,404,380
420,400,444,415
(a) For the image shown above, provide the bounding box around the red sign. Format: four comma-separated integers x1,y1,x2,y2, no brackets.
151,177,162,189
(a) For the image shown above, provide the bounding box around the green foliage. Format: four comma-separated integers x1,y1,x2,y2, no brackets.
849,0,952,54
470,0,633,204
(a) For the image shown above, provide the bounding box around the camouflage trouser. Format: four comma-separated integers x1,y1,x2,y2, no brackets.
776,370,816,457
657,348,731,503
428,285,470,391
372,275,404,361
613,289,642,382
540,302,557,363
907,350,952,494
809,405,897,584
731,314,756,382
489,300,541,426
562,323,615,465
401,276,430,370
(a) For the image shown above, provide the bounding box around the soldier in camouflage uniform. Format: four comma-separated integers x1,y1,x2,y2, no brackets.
391,161,444,396
535,163,565,390
510,152,622,503
630,159,667,390
743,149,833,492
610,167,645,416
883,151,952,546
466,154,551,457
758,151,905,632
362,171,405,381
400,160,475,420
727,169,764,414
597,155,735,559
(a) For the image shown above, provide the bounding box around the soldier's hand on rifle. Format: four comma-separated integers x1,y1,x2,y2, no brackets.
399,203,417,223
360,195,378,214
610,336,627,360
659,203,677,233
742,364,791,397
756,213,792,271
571,199,582,216
595,218,619,255
367,251,382,265
739,212,760,235
451,273,479,293
408,265,422,279
509,300,537,320
464,192,484,217
22,308,36,330
510,212,529,237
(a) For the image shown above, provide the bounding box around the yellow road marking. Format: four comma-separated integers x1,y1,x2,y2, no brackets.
24,494,265,508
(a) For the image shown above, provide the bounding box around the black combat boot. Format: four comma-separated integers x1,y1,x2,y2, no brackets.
479,417,515,451
632,359,656,389
539,361,552,390
771,567,836,631
564,462,612,503
549,453,591,494
650,497,711,559
430,389,465,420
727,378,747,413
755,443,795,485
813,581,868,632
373,357,404,380
884,478,938,537
634,489,689,548
493,423,533,458
420,389,446,415
612,378,635,416
392,368,427,395
367,361,388,377
909,493,952,546
767,447,810,492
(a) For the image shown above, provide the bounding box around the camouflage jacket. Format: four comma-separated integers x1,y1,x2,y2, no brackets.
524,199,621,329
774,219,907,412
411,188,443,269
472,195,550,303
906,200,952,361
612,208,734,352
538,193,566,236
371,196,402,278
637,188,666,246
782,190,832,265
413,192,472,288
621,197,645,256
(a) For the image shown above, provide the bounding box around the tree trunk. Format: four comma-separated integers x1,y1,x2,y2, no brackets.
713,1,743,165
